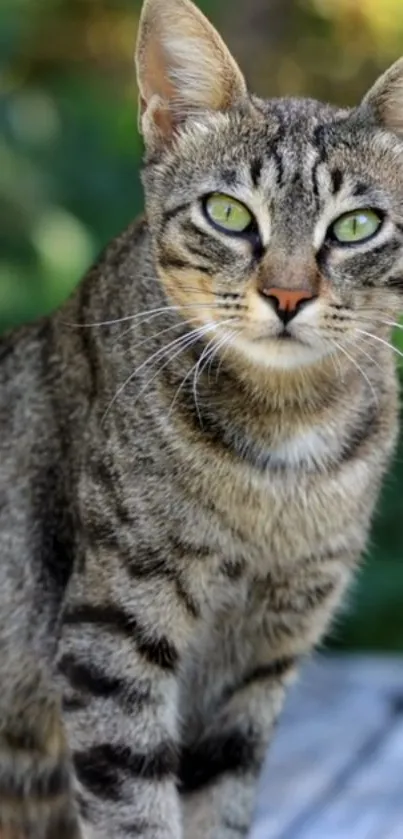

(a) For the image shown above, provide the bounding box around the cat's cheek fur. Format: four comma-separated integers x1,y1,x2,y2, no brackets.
158,268,219,328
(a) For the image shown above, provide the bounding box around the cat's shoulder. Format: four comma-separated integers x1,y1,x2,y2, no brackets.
0,214,151,384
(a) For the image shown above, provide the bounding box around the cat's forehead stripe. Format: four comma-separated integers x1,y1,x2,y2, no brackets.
352,181,372,197
250,158,263,188
221,169,238,187
330,168,344,195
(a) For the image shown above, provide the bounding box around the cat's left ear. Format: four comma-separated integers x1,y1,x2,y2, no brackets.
135,0,247,150
361,58,403,137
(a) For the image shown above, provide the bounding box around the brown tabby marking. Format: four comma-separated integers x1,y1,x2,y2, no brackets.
0,0,402,837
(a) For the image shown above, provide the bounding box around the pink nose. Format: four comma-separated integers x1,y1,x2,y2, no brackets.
260,287,316,324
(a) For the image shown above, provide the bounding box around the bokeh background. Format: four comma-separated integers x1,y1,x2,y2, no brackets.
2,0,403,650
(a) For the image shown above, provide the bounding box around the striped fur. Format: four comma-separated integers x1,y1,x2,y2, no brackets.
0,0,402,836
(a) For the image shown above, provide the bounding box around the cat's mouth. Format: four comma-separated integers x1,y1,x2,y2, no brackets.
251,329,304,345
232,324,329,370
276,328,294,341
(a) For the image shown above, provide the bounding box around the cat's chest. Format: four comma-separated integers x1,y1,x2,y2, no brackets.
180,435,371,635
190,422,373,571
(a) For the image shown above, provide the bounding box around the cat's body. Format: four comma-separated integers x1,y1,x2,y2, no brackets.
1,1,403,837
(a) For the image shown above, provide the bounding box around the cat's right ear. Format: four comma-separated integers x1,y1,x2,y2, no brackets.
135,0,247,150
360,58,403,138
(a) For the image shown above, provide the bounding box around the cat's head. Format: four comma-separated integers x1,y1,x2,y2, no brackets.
135,0,403,371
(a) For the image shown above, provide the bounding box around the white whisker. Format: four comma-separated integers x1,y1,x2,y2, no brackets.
63,305,182,329
328,345,344,382
133,321,231,415
214,331,237,382
207,330,236,385
192,334,220,427
103,317,236,424
115,303,230,344
356,329,403,361
63,299,226,330
115,316,198,349
167,359,199,418
101,325,208,423
330,337,379,406
172,328,237,419
355,313,403,330
379,320,403,330
353,336,384,371
168,325,235,419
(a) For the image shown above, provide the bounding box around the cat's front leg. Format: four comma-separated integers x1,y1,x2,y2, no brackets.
0,681,82,839
180,553,351,839
57,568,193,839
180,656,297,839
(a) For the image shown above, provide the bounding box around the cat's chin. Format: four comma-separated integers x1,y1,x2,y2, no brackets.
232,334,328,371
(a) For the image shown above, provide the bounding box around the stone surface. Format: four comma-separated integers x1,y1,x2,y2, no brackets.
251,655,403,839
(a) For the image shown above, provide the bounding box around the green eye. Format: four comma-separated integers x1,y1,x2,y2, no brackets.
331,209,383,244
204,193,253,234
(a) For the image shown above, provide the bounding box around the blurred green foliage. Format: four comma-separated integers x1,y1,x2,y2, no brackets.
1,0,403,649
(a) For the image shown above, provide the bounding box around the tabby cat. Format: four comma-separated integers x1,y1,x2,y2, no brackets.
1,0,403,836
